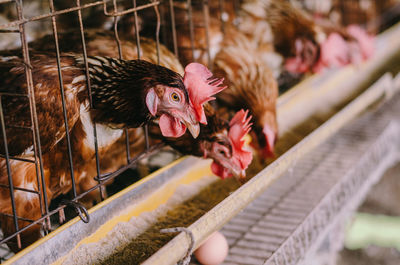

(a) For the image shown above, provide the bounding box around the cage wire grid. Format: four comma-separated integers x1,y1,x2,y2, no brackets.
0,0,229,255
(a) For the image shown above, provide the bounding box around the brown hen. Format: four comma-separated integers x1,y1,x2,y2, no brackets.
213,26,279,160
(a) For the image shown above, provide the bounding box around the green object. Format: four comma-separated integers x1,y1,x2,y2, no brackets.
345,213,400,250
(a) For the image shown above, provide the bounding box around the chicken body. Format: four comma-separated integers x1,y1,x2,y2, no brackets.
242,0,318,58
23,30,185,199
0,54,195,155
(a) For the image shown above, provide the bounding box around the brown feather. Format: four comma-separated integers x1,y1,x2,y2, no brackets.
0,55,82,156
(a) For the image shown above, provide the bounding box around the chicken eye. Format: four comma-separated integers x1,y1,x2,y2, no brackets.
218,148,228,157
170,92,180,102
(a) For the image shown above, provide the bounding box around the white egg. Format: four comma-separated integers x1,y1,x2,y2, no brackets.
194,231,229,265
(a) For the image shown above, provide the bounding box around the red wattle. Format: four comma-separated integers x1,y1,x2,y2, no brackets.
159,114,186,138
285,57,310,73
211,162,232,179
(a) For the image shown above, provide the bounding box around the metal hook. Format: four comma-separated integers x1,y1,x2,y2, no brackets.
60,200,90,223
160,227,195,265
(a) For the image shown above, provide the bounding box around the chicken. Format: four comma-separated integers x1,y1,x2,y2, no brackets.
24,29,227,196
212,26,279,160
70,32,254,180
0,54,200,154
0,48,225,251
20,30,186,206
241,0,375,74
150,103,253,180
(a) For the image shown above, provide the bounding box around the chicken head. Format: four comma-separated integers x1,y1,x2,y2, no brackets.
204,110,253,180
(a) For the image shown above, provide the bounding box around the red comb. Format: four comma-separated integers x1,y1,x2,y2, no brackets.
229,109,253,170
313,26,374,73
183,63,226,124
313,32,349,73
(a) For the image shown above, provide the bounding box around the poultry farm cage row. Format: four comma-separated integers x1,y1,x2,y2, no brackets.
0,0,399,263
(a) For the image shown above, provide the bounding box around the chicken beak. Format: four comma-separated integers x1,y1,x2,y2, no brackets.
227,166,246,183
233,168,246,180
219,157,245,180
180,105,200,138
240,170,246,179
185,121,200,139
262,125,276,159
237,170,247,184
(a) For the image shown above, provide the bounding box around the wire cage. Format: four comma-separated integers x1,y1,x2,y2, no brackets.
0,0,398,261
0,0,245,258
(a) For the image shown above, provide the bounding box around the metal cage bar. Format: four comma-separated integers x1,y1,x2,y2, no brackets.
0,97,21,249
48,0,78,199
201,0,211,68
14,0,49,240
75,0,105,202
187,0,196,61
